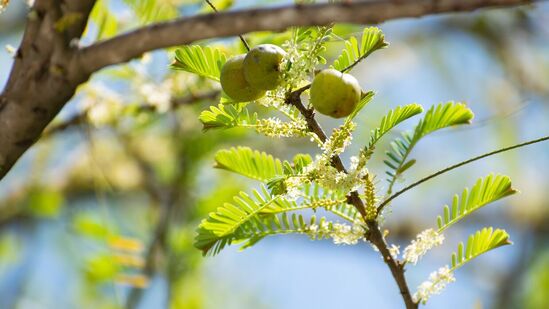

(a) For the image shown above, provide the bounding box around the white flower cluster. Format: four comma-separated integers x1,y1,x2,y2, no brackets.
413,266,456,304
299,153,368,196
257,92,290,112
139,80,173,113
332,222,365,245
322,121,356,158
307,220,331,239
283,176,307,201
255,118,308,138
388,244,400,260
280,27,331,90
403,229,445,265
80,83,124,127
307,220,365,245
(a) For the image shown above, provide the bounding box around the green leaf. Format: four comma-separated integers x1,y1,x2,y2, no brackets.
198,186,279,238
292,154,313,174
437,174,517,232
345,91,375,123
195,186,311,255
89,0,119,40
450,227,511,271
198,103,257,130
200,0,234,12
367,104,423,148
195,183,359,255
383,130,414,188
171,45,227,81
195,211,325,256
27,188,64,217
124,0,178,24
262,183,360,223
214,147,285,182
384,102,474,194
332,27,388,72
414,102,474,139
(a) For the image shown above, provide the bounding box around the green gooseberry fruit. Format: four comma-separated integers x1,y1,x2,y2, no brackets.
309,69,362,118
220,55,266,102
243,44,286,90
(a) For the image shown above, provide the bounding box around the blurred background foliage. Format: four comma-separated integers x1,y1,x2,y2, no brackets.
0,0,548,308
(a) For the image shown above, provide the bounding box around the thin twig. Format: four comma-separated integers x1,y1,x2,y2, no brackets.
377,135,549,213
204,0,250,51
42,90,220,138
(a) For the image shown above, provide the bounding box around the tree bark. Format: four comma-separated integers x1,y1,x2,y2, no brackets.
0,0,535,181
0,0,96,179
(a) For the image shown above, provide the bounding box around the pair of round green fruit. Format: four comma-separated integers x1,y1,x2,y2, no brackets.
220,44,286,102
310,69,362,118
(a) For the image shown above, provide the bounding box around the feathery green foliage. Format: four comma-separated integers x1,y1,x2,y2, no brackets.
89,0,118,40
414,102,474,139
367,104,423,150
332,27,388,72
195,186,279,253
384,102,474,194
171,45,227,81
198,103,257,130
383,131,415,184
345,91,375,123
214,147,285,182
451,227,511,271
195,184,334,255
437,174,517,232
124,0,178,24
173,25,526,304
262,183,360,222
196,212,327,256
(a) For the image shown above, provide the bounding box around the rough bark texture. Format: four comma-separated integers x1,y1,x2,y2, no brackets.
0,0,96,178
0,0,534,180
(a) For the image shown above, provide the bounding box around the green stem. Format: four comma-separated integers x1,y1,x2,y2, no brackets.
377,135,549,214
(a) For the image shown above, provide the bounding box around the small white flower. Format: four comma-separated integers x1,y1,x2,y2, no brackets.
255,118,308,138
331,222,365,245
81,83,123,126
388,244,400,260
139,81,172,113
282,176,307,201
403,229,444,265
5,44,15,57
413,266,456,304
322,121,356,158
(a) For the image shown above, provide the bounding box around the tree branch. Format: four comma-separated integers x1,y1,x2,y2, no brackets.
286,90,417,309
0,0,537,181
77,0,534,74
41,90,220,138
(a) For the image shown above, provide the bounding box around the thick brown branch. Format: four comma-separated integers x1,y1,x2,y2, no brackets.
0,0,537,181
77,0,534,74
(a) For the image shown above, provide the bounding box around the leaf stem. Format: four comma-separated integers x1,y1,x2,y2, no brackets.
204,0,251,51
377,135,549,213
